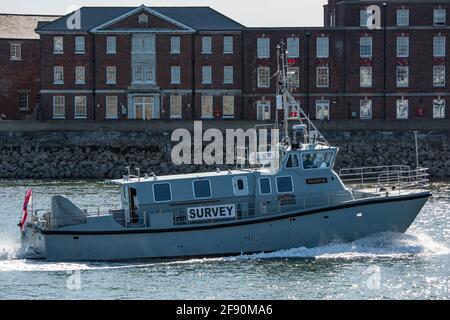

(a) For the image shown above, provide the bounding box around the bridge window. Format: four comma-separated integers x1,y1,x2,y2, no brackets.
302,152,333,170
259,178,272,194
193,180,212,199
153,183,172,202
285,154,300,168
276,176,293,193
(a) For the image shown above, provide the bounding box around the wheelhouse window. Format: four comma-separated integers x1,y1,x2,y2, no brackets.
259,178,272,195
302,152,334,169
153,183,172,202
276,176,293,193
285,154,299,168
193,180,211,199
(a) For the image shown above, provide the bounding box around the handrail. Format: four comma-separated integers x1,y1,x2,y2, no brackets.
339,165,430,191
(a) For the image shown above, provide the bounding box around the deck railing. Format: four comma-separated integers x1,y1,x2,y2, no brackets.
338,165,430,190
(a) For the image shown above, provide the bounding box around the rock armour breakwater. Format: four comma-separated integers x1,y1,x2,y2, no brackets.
0,130,449,179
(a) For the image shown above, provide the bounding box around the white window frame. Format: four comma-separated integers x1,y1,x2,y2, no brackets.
75,36,85,54
316,37,329,58
74,96,87,119
171,66,181,84
287,37,299,58
396,99,409,119
257,67,270,88
397,9,410,26
257,37,270,58
133,65,154,84
433,99,446,119
106,66,117,84
171,36,181,54
106,96,118,119
223,36,233,54
52,96,65,119
170,95,182,119
433,36,446,57
107,36,116,54
19,93,29,111
360,9,371,28
132,35,155,53
316,100,330,120
10,43,21,61
360,66,373,88
434,9,446,26
360,37,373,58
202,36,212,54
287,67,299,87
54,66,64,84
360,99,373,119
433,65,446,87
316,67,329,88
53,36,63,54
223,66,234,84
257,100,271,120
201,95,213,119
75,66,86,84
202,66,212,84
397,36,409,58
396,66,409,88
223,96,234,118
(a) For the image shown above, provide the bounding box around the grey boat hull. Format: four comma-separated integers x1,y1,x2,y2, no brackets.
23,192,430,261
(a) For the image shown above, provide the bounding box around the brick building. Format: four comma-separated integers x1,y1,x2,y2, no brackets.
0,14,58,119
0,1,449,121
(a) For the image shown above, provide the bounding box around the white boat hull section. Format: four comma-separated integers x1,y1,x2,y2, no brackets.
22,194,429,261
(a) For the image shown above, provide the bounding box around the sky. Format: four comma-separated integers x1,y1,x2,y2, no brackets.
0,0,328,27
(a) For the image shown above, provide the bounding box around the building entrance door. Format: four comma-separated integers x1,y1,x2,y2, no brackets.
134,96,154,120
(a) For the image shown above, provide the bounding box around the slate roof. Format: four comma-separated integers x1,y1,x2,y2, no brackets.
36,6,245,33
0,14,59,39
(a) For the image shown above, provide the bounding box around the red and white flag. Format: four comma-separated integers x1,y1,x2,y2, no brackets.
19,188,32,230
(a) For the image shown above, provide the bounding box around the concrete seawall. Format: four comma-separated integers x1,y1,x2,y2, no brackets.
0,123,449,179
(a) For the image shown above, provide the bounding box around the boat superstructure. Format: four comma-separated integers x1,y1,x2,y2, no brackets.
19,42,431,261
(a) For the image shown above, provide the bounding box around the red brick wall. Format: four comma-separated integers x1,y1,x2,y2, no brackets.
0,39,41,120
